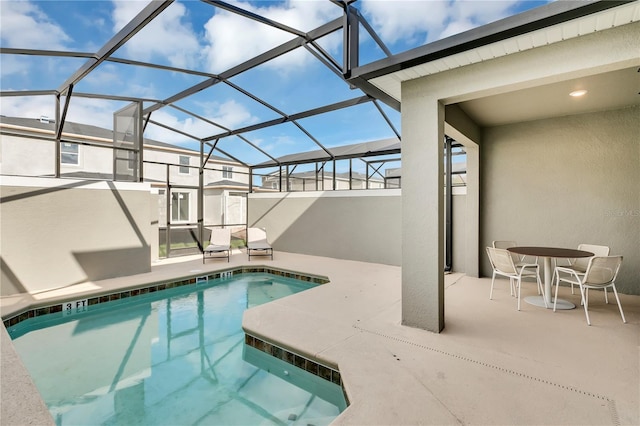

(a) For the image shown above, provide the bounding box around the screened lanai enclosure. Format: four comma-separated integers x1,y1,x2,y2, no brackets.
0,0,468,258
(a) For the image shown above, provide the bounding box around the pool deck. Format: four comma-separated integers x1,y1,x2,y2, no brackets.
2,250,639,425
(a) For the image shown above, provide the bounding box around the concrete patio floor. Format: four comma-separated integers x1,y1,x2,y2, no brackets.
2,250,638,425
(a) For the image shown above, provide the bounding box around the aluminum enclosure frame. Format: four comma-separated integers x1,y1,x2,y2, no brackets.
0,0,404,253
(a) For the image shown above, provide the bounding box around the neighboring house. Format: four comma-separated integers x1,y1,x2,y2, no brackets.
256,137,467,191
255,137,402,191
262,170,386,191
0,115,249,228
384,168,401,189
385,161,468,190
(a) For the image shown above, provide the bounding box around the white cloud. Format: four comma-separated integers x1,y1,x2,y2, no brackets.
65,98,122,128
0,1,71,49
0,95,57,121
144,99,259,145
360,0,533,46
251,134,297,154
0,56,30,79
202,0,341,73
450,1,523,24
442,1,526,40
111,0,202,69
359,0,449,45
84,66,160,100
439,19,476,40
198,99,258,130
143,111,198,145
0,95,117,130
82,63,125,88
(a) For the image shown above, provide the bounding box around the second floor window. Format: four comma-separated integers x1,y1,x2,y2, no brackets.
61,142,79,165
171,192,189,222
127,150,137,170
223,166,233,178
179,156,190,174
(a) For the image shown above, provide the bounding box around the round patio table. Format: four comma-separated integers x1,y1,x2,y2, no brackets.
507,246,594,310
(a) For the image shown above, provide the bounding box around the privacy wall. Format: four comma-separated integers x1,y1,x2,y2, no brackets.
481,106,639,294
248,190,468,270
248,191,402,266
0,177,154,296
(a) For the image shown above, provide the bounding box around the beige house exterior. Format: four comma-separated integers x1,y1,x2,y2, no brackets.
0,116,250,229
354,2,640,332
0,2,637,329
261,170,386,191
1,3,639,425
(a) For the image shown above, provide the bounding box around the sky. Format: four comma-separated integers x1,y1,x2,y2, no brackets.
0,0,551,167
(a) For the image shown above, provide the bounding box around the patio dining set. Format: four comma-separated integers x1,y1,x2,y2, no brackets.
486,241,626,326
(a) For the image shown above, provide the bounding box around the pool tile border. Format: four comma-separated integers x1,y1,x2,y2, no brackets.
245,334,349,404
2,266,329,329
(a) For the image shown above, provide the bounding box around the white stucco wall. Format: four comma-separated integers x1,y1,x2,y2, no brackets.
451,193,467,273
482,106,639,293
247,190,468,270
0,176,153,296
0,126,249,188
398,19,639,332
0,136,56,176
248,190,402,265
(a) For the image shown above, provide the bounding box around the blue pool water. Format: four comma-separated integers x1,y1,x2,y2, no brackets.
8,273,346,425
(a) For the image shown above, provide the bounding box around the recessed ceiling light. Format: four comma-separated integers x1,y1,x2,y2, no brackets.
569,90,588,97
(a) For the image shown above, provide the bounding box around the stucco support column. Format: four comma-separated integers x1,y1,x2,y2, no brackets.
444,105,481,277
402,84,445,332
464,143,480,277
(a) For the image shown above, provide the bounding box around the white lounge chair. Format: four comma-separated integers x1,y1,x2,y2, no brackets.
203,228,231,263
247,227,273,260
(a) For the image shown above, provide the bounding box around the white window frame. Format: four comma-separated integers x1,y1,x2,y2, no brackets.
179,156,190,174
222,165,233,179
61,142,79,165
171,191,190,223
127,150,137,170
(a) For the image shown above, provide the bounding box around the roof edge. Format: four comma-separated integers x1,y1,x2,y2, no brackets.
349,0,634,83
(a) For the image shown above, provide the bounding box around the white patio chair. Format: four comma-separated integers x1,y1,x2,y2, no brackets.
247,227,273,260
487,245,514,299
493,240,538,264
493,240,519,260
553,255,625,325
203,228,231,263
487,247,545,311
492,241,540,295
553,244,609,296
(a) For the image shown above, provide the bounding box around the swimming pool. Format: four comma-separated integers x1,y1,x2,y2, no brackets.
8,273,347,425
